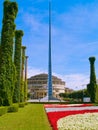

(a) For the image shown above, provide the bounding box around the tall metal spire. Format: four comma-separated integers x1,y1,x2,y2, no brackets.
47,0,53,100
40,0,59,102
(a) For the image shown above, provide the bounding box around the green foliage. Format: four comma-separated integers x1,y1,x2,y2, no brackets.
19,102,25,107
12,63,17,100
13,30,24,103
87,57,97,102
7,104,19,112
0,35,1,46
24,76,28,102
87,83,96,102
20,81,24,102
89,57,96,83
0,1,18,106
24,56,28,102
0,106,7,116
5,0,10,2
20,46,26,102
24,102,28,105
59,89,89,101
27,92,31,99
95,85,98,103
0,104,51,130
24,80,27,102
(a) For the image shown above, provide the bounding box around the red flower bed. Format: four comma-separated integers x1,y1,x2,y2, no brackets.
47,110,98,130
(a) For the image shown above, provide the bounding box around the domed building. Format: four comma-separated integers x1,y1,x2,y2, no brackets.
28,73,66,99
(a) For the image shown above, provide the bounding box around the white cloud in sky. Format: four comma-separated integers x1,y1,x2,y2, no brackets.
27,66,47,78
52,72,89,90
60,74,89,90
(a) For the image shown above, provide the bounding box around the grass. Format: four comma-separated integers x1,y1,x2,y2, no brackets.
0,104,52,130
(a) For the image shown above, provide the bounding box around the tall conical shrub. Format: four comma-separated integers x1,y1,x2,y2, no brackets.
13,30,24,103
0,1,18,106
87,57,97,102
24,56,28,102
20,46,26,102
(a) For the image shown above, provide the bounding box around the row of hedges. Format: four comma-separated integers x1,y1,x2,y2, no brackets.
0,1,28,106
0,102,28,116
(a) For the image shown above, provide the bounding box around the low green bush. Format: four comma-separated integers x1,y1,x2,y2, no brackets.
19,102,25,107
0,107,7,116
25,102,28,105
7,104,19,113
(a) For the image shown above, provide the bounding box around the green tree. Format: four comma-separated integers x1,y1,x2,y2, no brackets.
20,46,26,102
87,57,97,102
59,89,89,100
0,1,18,106
24,56,28,102
13,30,24,103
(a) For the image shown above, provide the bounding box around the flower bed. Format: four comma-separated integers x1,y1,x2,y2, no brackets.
44,103,93,108
57,113,98,130
44,104,98,130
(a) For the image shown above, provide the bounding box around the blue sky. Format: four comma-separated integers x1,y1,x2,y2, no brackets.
0,0,98,90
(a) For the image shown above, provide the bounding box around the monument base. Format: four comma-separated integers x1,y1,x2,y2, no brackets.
40,95,61,102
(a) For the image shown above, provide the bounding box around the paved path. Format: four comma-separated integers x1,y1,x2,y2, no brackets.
45,106,98,112
28,99,65,102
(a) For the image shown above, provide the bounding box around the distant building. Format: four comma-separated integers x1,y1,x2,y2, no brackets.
65,87,74,93
27,73,66,99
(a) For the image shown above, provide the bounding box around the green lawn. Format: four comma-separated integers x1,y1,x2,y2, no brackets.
0,104,52,130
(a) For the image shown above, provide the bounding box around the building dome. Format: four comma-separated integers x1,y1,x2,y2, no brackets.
28,73,65,99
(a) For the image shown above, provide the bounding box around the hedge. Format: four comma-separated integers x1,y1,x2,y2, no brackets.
7,104,19,113
19,102,25,108
0,106,7,116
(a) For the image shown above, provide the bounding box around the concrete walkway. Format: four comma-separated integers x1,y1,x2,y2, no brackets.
27,99,65,102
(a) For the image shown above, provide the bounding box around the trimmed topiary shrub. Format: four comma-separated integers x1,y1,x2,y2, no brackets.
20,46,26,102
0,1,18,106
24,56,28,102
13,30,24,103
87,57,97,102
25,102,28,105
19,102,25,107
7,104,19,113
0,107,7,116
95,85,98,103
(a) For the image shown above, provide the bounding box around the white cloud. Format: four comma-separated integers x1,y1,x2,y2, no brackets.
63,74,89,90
27,66,47,78
52,72,89,90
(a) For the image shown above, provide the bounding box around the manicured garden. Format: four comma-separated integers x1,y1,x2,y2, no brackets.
44,103,98,130
0,104,52,130
1,103,98,130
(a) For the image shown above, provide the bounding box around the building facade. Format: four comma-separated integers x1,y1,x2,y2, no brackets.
28,73,66,99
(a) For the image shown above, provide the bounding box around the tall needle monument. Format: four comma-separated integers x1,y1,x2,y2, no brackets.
41,1,59,102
